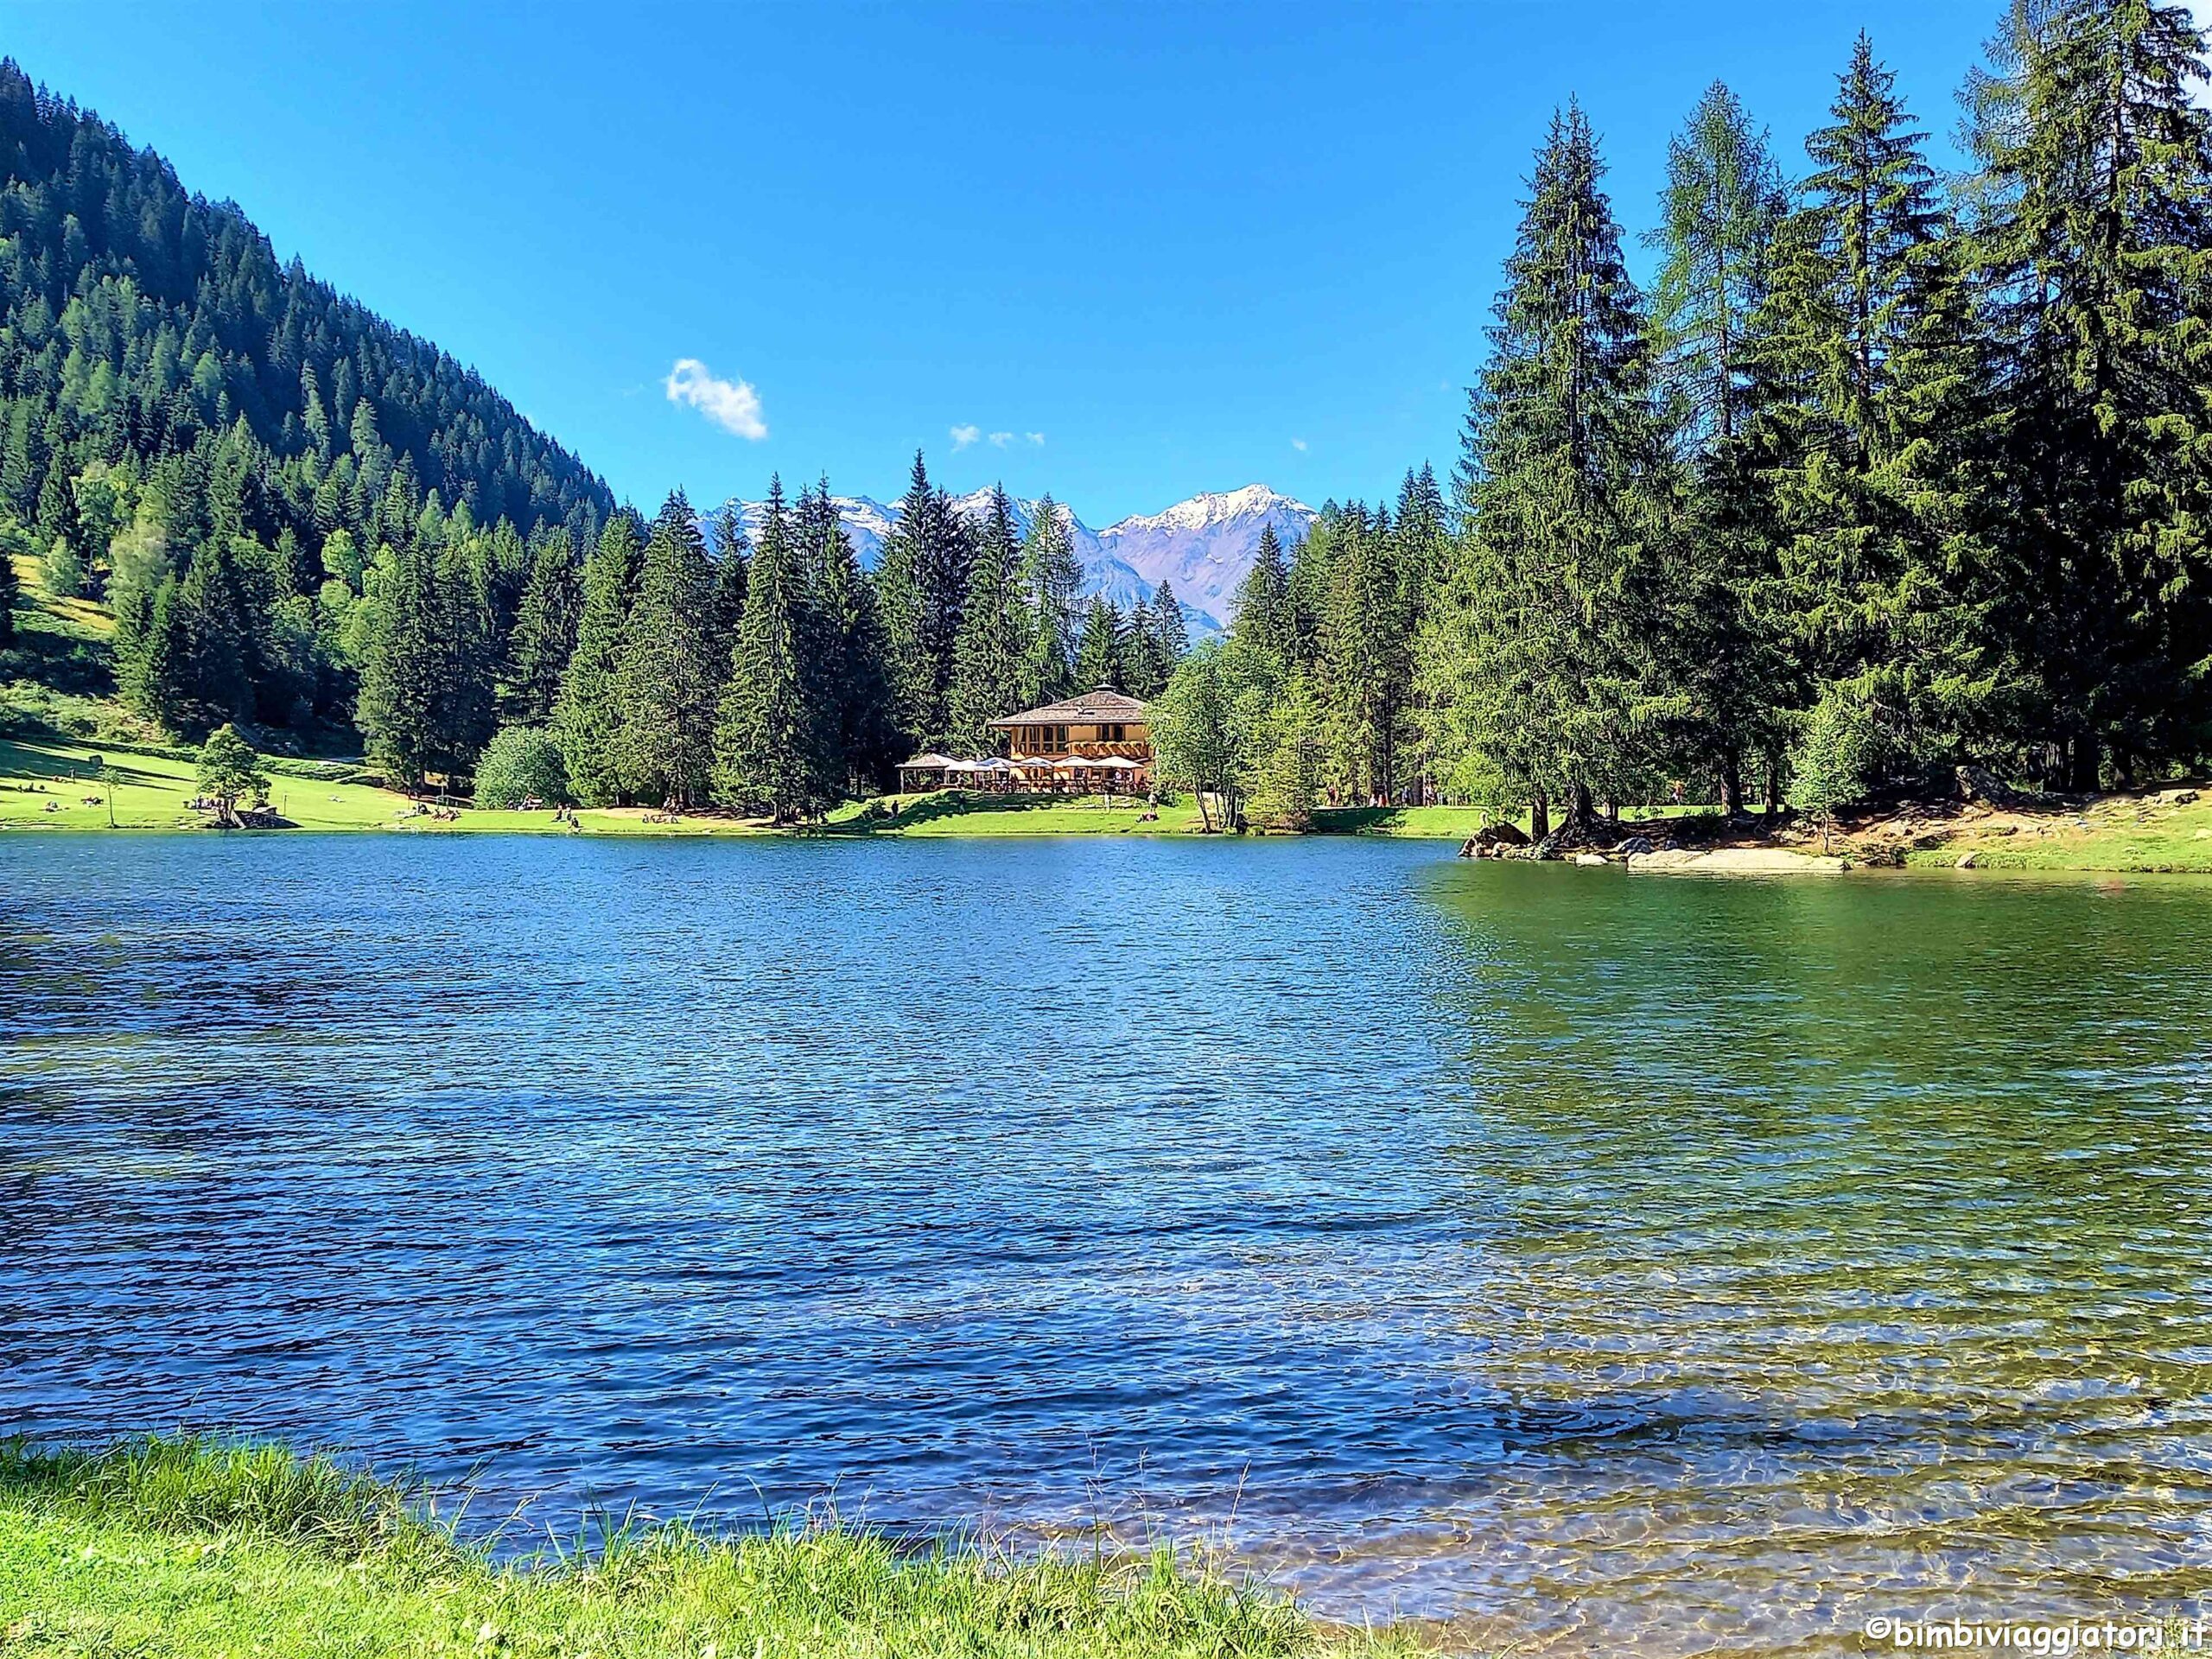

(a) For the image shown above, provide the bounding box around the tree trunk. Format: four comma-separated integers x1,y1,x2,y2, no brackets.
2070,735,2101,794
1719,758,1743,818
1572,780,1594,823
1195,788,1214,833
1530,791,1550,842
1764,755,1783,818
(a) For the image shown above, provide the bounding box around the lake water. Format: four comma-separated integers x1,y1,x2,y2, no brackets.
5,834,2211,1653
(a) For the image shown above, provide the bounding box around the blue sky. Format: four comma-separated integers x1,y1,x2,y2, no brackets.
9,1,1998,523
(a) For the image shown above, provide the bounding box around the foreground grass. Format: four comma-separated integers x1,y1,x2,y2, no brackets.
0,1439,1414,1659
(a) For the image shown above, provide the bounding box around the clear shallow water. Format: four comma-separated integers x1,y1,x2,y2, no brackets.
4,835,2212,1653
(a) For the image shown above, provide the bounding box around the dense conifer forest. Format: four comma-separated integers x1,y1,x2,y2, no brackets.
4,1,2212,830
1171,0,2212,834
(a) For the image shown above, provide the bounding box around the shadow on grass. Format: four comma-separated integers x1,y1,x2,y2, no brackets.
1309,807,1412,836
801,791,1152,836
0,613,117,697
0,736,177,790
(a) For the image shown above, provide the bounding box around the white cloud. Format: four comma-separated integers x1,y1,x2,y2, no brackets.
988,430,1015,448
1290,437,1308,452
664,359,767,440
1026,432,1046,446
950,423,982,450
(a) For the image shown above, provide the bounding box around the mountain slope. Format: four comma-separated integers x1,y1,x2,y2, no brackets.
0,59,613,550
1098,486,1316,628
713,484,1314,635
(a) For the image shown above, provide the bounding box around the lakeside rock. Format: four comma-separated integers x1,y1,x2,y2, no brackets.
1458,820,1533,859
1627,847,1852,875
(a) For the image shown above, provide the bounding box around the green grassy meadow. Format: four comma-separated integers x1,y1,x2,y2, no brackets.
0,1438,1413,1659
1897,788,2212,873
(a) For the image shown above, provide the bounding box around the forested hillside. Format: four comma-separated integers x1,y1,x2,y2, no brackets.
0,57,610,740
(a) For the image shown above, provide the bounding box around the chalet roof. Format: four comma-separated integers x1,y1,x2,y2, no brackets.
988,688,1149,728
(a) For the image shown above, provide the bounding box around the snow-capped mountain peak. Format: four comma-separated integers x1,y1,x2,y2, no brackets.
702,481,1317,636
1103,484,1312,538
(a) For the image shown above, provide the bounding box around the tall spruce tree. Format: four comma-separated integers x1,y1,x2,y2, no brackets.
1319,507,1413,804
715,476,821,820
1073,595,1123,690
1015,494,1084,706
873,451,972,744
1149,581,1191,677
613,491,721,807
1418,104,1674,835
172,537,256,734
1642,84,1792,810
1745,33,1999,785
1230,523,1297,671
1964,0,2212,784
949,486,1029,750
0,517,17,641
554,512,642,805
359,541,462,788
809,486,896,792
500,531,580,726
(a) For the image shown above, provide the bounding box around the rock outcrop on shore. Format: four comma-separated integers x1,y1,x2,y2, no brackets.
1627,848,1851,874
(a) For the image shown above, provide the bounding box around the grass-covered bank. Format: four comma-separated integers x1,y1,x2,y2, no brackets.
0,733,1496,841
0,1438,1415,1659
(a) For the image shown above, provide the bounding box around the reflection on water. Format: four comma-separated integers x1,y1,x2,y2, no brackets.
3,836,2210,1653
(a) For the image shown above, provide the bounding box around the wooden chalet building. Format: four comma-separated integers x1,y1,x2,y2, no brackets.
896,688,1154,795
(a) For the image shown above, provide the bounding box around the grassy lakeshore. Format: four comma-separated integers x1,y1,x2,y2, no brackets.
0,733,1480,841
10,728,2212,868
0,1438,1414,1659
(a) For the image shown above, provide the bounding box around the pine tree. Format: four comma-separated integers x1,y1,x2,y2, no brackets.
1418,104,1673,835
1639,84,1794,810
1230,522,1296,671
357,541,448,788
1649,82,1789,450
705,502,749,670
1319,509,1412,804
1745,33,1999,785
949,486,1029,750
810,488,895,792
1963,0,2212,785
500,531,580,726
873,451,971,744
174,537,254,734
613,491,721,807
133,575,192,730
1073,594,1123,690
1119,601,1166,698
0,520,17,642
1149,580,1190,676
554,513,641,805
434,537,496,772
1014,494,1083,706
715,476,821,821
1248,667,1326,830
